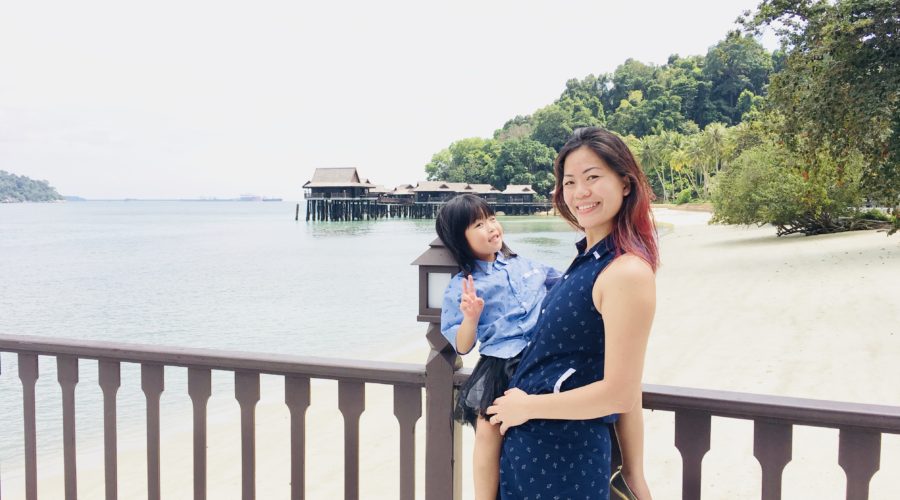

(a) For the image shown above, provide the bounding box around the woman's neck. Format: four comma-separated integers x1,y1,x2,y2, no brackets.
584,225,612,250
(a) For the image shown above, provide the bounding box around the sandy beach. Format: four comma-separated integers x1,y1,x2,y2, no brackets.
2,208,898,499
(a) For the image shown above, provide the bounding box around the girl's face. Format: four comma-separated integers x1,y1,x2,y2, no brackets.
464,214,503,262
562,146,630,240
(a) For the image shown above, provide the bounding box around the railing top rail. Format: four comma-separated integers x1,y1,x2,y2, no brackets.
0,334,425,386
642,383,900,434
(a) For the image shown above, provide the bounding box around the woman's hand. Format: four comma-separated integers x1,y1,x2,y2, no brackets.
486,387,531,435
460,275,484,321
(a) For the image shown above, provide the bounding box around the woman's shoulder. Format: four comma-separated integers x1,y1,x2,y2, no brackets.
599,253,655,286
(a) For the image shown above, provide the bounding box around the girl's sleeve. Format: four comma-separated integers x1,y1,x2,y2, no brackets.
439,275,465,352
543,264,562,289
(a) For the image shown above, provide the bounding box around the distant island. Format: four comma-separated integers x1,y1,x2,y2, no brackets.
0,170,63,203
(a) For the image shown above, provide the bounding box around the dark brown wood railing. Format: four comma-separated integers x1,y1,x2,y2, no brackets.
0,334,425,500
3,333,900,500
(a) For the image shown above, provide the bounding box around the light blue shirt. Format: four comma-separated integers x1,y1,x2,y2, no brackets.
440,253,561,358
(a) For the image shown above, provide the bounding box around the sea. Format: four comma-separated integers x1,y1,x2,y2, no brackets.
0,201,583,466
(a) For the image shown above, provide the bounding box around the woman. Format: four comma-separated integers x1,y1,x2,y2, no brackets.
487,127,658,499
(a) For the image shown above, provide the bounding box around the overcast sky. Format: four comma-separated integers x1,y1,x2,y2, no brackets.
0,0,777,199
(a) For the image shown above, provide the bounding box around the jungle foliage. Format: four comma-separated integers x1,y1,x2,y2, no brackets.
0,170,63,203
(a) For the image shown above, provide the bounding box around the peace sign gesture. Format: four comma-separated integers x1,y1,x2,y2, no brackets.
460,275,485,321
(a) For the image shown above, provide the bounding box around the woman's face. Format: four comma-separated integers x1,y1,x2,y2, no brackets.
464,214,503,262
562,146,629,238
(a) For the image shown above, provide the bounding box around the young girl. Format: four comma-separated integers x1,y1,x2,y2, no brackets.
437,193,649,499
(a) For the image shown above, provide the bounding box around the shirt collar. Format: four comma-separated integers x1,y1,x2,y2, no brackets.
575,236,613,260
474,252,507,274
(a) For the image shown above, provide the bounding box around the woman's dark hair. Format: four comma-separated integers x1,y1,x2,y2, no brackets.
552,127,659,271
435,194,515,276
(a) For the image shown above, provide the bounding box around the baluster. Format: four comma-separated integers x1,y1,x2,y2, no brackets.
141,364,164,500
393,384,422,500
338,380,365,500
18,353,39,500
235,371,260,500
674,410,711,500
98,360,120,500
57,356,79,500
285,375,311,500
753,420,792,500
838,428,880,500
188,368,212,500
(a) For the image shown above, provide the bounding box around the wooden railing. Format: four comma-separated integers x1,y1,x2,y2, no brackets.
2,333,899,500
0,334,425,500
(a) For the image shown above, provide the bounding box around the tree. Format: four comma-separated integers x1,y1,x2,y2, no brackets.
425,139,499,183
741,0,900,209
703,31,774,125
607,59,658,114
637,134,669,202
424,149,452,181
492,138,557,196
448,138,499,183
531,104,573,152
711,140,892,235
0,170,63,202
558,74,608,124
493,115,533,142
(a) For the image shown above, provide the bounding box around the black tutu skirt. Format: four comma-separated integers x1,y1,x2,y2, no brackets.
454,353,521,428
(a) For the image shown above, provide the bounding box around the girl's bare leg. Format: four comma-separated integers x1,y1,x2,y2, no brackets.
473,416,502,500
615,392,652,499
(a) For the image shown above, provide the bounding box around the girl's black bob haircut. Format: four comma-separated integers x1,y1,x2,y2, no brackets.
435,194,515,276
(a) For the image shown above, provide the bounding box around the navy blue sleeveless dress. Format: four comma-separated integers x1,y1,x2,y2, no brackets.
500,236,618,500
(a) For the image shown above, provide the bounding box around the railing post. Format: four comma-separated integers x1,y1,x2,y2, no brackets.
753,419,792,500
57,356,79,500
141,364,165,500
99,360,121,500
338,380,365,500
285,375,311,500
18,353,39,500
674,409,711,500
235,371,260,500
188,368,212,500
413,237,462,500
393,384,423,500
838,427,881,500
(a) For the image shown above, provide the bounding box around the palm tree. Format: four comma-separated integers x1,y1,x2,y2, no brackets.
701,122,727,174
639,134,668,203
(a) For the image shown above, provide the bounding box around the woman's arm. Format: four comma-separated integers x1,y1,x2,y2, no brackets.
487,254,655,433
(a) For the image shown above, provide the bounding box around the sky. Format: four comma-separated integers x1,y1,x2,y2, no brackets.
0,0,778,200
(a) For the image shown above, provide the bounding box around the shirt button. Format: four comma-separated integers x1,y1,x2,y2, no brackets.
563,275,568,279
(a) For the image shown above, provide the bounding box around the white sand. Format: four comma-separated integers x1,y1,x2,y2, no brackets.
3,210,898,499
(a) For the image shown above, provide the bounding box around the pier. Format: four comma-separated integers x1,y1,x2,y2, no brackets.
301,169,552,221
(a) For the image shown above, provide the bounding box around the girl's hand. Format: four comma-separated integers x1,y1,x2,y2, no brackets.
460,275,484,321
486,387,531,435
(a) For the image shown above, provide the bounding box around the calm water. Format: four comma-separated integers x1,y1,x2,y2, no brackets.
0,201,581,463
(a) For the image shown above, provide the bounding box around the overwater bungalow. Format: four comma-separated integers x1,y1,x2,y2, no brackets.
501,184,537,203
458,183,502,202
386,184,415,203
366,184,391,199
302,168,374,200
412,181,468,203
